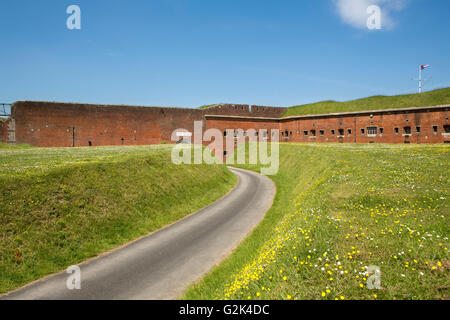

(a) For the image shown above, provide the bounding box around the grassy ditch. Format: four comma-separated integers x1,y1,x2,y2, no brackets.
0,145,237,294
184,143,449,300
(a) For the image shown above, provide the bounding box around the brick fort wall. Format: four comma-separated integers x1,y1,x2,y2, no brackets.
7,101,449,147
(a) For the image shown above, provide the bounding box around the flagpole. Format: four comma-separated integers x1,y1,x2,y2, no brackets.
419,66,422,93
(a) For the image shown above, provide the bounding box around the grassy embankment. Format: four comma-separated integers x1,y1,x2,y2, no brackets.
0,142,32,149
283,87,450,117
0,145,237,294
199,104,219,109
185,143,449,300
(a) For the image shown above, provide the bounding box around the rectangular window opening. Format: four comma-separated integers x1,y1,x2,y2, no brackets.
444,125,450,133
367,127,378,136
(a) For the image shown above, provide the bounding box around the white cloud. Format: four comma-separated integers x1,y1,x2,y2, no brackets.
334,0,409,30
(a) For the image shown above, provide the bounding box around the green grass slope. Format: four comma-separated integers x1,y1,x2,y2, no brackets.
199,104,219,109
283,87,450,117
0,145,237,294
0,142,32,149
184,143,449,300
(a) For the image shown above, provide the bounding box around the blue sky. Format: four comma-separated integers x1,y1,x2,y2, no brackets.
0,0,449,108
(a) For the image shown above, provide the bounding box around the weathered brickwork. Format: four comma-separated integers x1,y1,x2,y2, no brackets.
5,101,449,147
280,107,449,144
0,118,15,144
0,119,8,143
207,106,449,145
9,101,287,147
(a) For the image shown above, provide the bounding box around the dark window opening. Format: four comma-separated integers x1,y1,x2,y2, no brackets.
338,129,344,136
319,130,325,136
395,127,399,134
88,141,92,146
444,125,450,133
290,131,293,136
223,151,228,156
404,126,411,134
433,126,438,133
303,130,308,136
361,128,365,135
121,138,125,145
224,131,227,137
416,126,421,133
331,129,335,136
379,128,384,134
281,132,284,137
404,141,411,144
367,127,378,136
310,130,316,137
347,129,352,135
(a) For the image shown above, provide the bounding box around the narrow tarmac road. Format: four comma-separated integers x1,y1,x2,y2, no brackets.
2,167,275,300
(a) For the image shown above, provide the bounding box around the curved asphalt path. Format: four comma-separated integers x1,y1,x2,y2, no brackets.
2,167,275,300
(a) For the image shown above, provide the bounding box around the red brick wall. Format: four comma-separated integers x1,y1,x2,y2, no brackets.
354,109,448,144
8,101,449,147
204,117,280,160
280,108,449,144
12,102,189,147
0,119,9,143
205,117,280,143
206,107,449,145
11,101,287,147
279,116,357,143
